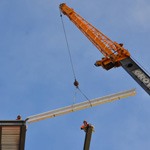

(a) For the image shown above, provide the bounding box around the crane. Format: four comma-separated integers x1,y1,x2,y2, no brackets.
59,3,150,95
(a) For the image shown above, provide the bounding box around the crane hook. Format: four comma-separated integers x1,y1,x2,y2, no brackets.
74,79,79,88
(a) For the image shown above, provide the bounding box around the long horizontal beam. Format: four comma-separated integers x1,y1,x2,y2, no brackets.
26,89,136,124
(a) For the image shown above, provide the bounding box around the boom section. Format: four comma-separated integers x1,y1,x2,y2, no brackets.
121,57,150,95
59,3,130,70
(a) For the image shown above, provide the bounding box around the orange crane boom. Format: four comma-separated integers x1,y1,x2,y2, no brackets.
59,3,150,95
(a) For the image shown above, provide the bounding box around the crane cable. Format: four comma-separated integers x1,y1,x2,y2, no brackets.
60,11,76,80
60,11,90,102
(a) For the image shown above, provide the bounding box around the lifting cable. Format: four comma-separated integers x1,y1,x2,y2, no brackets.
60,11,90,102
60,12,76,80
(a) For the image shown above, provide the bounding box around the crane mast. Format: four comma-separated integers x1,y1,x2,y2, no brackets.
59,3,150,95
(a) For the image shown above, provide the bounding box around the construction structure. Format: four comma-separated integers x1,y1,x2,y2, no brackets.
0,120,26,150
59,3,150,95
0,89,135,150
81,121,94,150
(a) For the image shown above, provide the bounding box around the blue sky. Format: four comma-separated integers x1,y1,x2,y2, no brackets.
0,0,150,149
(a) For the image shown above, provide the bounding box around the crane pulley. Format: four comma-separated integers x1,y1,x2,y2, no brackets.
59,3,150,95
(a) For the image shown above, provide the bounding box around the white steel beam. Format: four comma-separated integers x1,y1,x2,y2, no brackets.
26,89,136,124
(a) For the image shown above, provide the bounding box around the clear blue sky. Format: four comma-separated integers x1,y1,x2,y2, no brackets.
0,0,150,149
